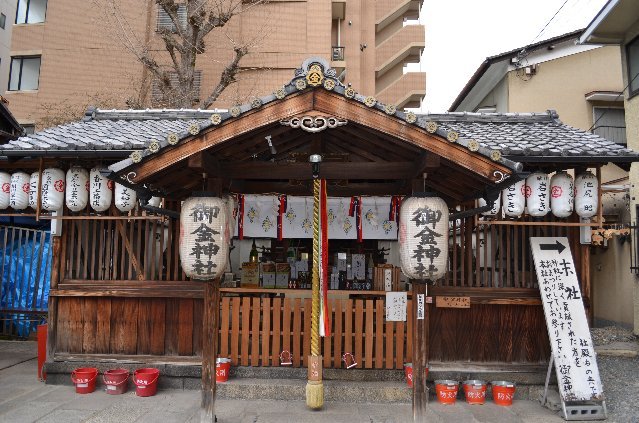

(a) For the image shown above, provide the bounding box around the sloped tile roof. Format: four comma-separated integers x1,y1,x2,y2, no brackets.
1,57,636,172
417,110,636,161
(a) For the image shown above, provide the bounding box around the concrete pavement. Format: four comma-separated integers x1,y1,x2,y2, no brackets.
0,340,619,422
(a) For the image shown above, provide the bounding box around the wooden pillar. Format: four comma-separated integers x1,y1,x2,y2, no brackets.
46,235,61,362
412,280,428,421
201,279,220,423
581,244,592,324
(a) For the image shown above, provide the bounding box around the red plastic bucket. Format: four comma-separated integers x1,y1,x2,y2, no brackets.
103,369,129,395
70,367,98,394
492,381,516,406
435,380,459,405
133,368,160,397
403,363,428,388
216,358,231,383
463,380,487,405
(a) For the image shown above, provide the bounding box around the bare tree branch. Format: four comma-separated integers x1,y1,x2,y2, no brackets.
201,45,249,109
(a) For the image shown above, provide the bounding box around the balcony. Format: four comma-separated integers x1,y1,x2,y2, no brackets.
376,72,425,109
376,0,422,32
331,46,345,74
375,25,424,78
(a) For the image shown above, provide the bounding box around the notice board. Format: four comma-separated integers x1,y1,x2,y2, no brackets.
530,237,603,401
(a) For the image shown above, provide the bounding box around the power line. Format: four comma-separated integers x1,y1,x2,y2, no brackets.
531,0,570,44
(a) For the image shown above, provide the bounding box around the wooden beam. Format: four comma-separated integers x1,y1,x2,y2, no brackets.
229,181,409,196
128,91,315,183
412,152,440,177
188,151,220,174
312,90,511,182
217,161,417,180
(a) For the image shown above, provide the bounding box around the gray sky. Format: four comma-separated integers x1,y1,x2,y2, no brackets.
420,0,609,112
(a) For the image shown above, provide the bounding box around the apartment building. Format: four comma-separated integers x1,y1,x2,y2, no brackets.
3,0,425,130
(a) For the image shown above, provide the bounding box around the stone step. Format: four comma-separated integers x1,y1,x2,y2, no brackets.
216,378,412,404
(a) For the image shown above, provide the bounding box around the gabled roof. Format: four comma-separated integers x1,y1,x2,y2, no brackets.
1,57,637,173
448,30,591,112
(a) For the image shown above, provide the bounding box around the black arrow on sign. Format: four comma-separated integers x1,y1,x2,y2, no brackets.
540,240,566,254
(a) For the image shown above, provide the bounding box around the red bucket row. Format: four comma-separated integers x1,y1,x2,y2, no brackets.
70,367,160,396
434,380,516,406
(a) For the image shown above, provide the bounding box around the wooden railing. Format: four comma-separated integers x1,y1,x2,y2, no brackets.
59,207,582,289
220,296,409,369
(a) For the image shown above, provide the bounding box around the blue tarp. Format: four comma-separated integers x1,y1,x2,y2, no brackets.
0,229,51,337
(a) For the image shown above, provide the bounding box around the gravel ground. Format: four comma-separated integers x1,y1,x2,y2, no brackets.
592,326,638,346
590,326,639,422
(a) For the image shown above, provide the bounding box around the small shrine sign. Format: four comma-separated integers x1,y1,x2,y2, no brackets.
435,296,470,308
385,292,407,321
530,237,603,402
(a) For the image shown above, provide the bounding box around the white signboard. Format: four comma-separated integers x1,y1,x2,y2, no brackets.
416,294,425,320
385,292,407,322
530,237,603,402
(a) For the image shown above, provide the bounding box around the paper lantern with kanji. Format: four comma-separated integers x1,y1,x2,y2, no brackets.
115,183,137,212
179,196,230,280
575,172,598,218
9,172,29,210
550,171,574,218
526,172,550,217
89,168,113,212
66,167,89,212
398,196,449,280
0,172,10,209
29,172,40,209
479,192,500,216
502,179,526,217
41,168,65,211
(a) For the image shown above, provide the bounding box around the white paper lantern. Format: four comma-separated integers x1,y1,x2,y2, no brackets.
0,172,10,209
9,172,29,210
179,196,230,280
479,192,501,216
502,179,526,217
550,171,574,218
575,172,598,218
66,167,89,212
115,183,137,212
41,168,65,211
147,196,161,208
398,196,449,280
526,172,550,217
89,168,113,212
29,172,40,209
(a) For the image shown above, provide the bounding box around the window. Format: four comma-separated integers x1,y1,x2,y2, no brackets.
627,36,639,98
21,124,35,134
151,70,202,105
8,56,41,91
593,107,626,145
157,4,187,32
0,13,6,29
16,0,47,24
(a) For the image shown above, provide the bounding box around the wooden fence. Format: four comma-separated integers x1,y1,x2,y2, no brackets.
220,296,410,369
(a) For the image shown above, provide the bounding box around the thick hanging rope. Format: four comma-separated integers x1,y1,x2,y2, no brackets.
306,177,324,409
311,178,320,356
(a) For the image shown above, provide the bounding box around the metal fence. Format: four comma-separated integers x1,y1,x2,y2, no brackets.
0,226,51,338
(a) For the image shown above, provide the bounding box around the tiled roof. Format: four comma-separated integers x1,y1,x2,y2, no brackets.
417,110,637,160
0,108,215,154
0,57,636,171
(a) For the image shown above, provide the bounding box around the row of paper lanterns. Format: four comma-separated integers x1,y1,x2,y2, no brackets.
0,168,161,213
479,171,598,219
